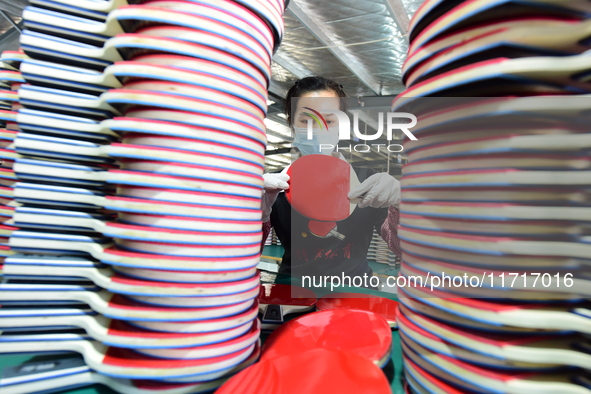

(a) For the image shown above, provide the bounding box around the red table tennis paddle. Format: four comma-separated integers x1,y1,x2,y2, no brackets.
316,292,399,328
257,283,316,330
215,348,391,394
261,309,392,367
285,155,360,238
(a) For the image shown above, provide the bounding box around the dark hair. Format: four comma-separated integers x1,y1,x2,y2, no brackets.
283,76,347,126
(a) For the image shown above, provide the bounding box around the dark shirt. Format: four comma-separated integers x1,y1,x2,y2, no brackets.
270,167,388,279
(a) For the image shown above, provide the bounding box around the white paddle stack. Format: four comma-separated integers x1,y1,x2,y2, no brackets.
393,1,591,393
0,0,286,392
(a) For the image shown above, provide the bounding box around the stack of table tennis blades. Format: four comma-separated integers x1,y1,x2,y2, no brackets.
0,51,26,256
368,231,397,266
394,1,591,393
0,0,286,391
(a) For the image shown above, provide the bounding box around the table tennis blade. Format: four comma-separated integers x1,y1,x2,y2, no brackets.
257,283,316,330
405,18,591,86
316,292,399,328
121,108,266,145
0,282,260,313
399,212,588,238
26,0,280,33
286,155,359,224
408,0,591,50
0,262,260,297
0,336,260,381
401,55,591,98
401,334,591,394
0,355,240,394
12,158,263,199
397,289,565,335
399,303,591,370
7,233,261,270
2,319,261,360
404,17,576,76
398,224,591,260
401,252,591,299
20,31,268,87
125,53,268,102
398,284,591,334
14,131,265,173
11,205,262,240
403,354,469,394
13,181,262,212
400,200,591,221
215,348,391,394
136,320,261,360
23,5,273,57
404,133,591,161
0,311,259,351
16,109,121,142
120,80,265,119
12,206,262,235
20,56,268,112
131,22,270,74
261,309,392,367
142,1,275,48
0,50,27,69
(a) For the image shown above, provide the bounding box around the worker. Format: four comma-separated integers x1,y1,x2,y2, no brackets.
262,76,400,283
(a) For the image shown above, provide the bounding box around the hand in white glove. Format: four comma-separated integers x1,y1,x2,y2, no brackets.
262,173,290,222
348,172,400,209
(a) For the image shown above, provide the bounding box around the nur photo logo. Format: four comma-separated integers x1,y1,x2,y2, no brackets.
301,107,418,154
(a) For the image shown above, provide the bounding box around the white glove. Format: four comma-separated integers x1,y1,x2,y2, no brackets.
348,173,400,208
261,173,290,222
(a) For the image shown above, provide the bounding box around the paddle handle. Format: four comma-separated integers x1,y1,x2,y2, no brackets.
16,110,118,137
0,310,109,337
0,355,232,394
14,133,111,161
9,234,108,260
41,0,126,13
19,30,122,63
23,6,123,37
13,183,106,208
20,60,120,90
0,336,94,355
1,262,112,292
0,356,93,394
13,160,108,185
17,86,118,114
12,207,105,232
0,287,100,305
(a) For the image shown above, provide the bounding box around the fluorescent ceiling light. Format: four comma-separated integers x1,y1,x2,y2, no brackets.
264,118,291,137
266,134,286,143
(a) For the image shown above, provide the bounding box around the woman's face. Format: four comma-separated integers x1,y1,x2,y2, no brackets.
292,90,341,129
